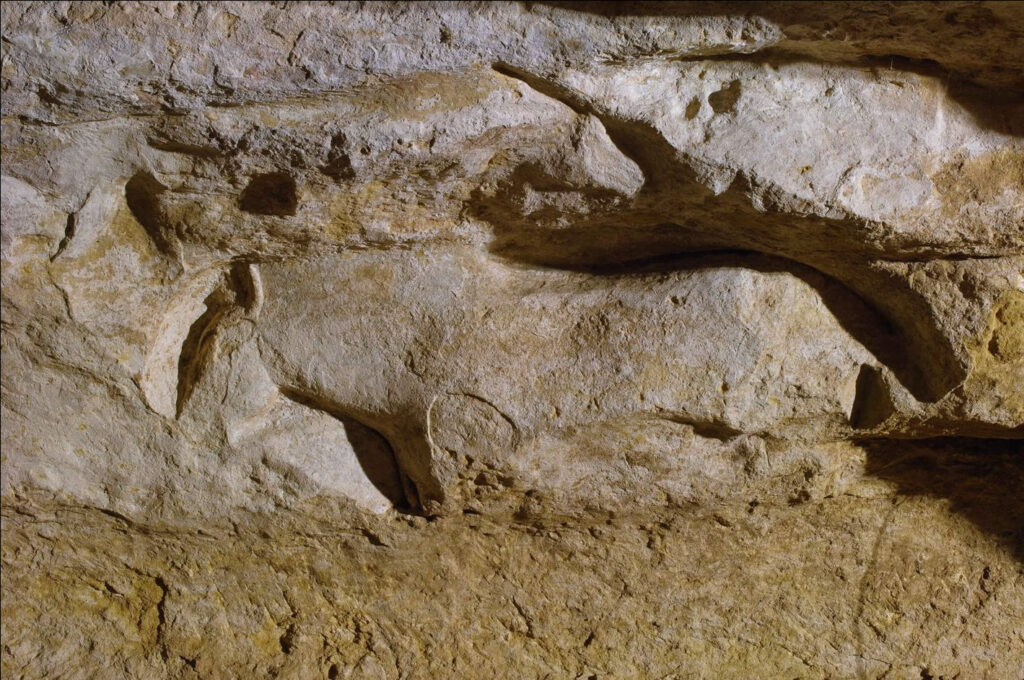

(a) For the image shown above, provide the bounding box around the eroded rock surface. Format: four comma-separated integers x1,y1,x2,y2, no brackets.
2,2,1022,678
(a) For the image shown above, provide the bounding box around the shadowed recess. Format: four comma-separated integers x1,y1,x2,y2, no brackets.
862,437,1024,563
849,365,896,430
124,171,174,254
278,387,413,513
174,264,255,418
239,172,298,216
174,286,225,418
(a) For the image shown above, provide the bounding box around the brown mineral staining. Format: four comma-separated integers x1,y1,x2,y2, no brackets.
933,148,1024,212
964,292,1024,422
987,294,1024,362
2,1,1023,677
929,148,1024,249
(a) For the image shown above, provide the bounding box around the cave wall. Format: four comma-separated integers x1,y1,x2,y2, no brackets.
1,2,1022,678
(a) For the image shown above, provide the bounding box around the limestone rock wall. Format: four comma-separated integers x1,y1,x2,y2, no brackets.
2,3,1022,678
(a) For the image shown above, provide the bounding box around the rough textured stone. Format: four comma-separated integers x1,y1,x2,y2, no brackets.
1,2,1022,678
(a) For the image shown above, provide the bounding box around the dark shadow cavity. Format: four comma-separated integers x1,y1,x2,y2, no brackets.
862,437,1024,562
